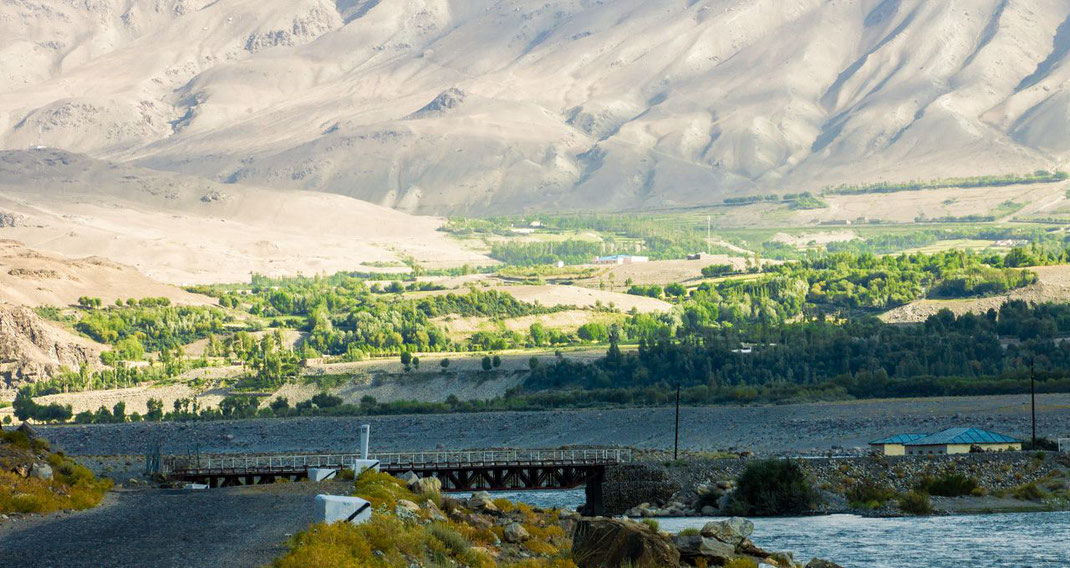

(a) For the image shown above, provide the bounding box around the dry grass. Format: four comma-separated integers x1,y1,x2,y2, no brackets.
275,470,576,568
0,431,112,514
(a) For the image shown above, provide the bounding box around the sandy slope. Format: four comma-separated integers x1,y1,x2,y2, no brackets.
881,264,1070,323
0,0,1067,215
0,149,489,284
0,240,210,307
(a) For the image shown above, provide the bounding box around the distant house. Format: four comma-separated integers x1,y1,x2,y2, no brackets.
869,428,1022,456
592,254,649,265
868,433,928,456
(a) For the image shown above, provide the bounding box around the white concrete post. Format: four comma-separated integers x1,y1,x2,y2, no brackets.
315,495,371,524
360,424,370,459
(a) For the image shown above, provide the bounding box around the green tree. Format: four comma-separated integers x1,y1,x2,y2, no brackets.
481,356,493,371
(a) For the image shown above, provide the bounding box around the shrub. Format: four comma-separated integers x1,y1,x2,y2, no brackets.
917,472,978,497
845,479,897,509
640,518,659,532
725,559,759,568
1012,482,1050,501
898,491,933,515
677,527,701,536
729,459,818,516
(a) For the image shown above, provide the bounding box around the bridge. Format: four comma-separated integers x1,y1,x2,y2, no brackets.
164,448,630,511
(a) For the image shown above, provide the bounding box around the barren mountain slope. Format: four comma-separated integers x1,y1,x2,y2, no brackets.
0,149,488,284
1,0,1069,214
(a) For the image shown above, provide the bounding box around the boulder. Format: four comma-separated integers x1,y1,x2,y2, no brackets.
397,499,421,514
398,471,419,485
806,559,844,568
701,517,754,546
503,522,530,543
736,538,771,558
700,506,717,515
423,500,448,522
467,491,498,512
572,517,680,568
16,423,39,440
411,476,442,496
672,534,736,564
29,463,52,480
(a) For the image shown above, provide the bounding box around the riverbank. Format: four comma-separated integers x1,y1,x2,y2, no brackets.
605,452,1070,518
33,393,1070,457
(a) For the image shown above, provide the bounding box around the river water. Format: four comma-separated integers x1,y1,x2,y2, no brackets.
469,490,1070,568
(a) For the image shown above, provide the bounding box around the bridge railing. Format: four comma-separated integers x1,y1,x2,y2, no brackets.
370,448,631,469
166,448,630,474
166,453,369,474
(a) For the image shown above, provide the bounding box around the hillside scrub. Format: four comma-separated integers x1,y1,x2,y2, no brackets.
0,428,112,514
274,470,575,568
821,171,1069,196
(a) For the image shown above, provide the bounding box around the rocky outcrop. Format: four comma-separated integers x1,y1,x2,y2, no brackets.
571,517,679,568
0,304,101,390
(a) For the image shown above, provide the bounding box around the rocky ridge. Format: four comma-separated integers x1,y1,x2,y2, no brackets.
0,304,100,390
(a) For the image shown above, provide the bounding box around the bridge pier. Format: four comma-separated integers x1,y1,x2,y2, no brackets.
580,468,605,516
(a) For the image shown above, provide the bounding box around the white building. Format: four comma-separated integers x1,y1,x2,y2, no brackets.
592,254,649,265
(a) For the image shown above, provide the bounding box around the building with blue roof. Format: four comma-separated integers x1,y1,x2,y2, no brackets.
867,433,928,455
869,428,1022,455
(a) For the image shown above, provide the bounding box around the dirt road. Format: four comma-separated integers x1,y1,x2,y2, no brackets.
0,482,350,568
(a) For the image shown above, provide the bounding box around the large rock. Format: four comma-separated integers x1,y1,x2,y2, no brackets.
701,517,754,546
672,534,736,564
467,491,498,512
410,476,442,496
806,559,844,568
572,517,680,568
16,422,38,440
503,522,530,543
30,463,52,480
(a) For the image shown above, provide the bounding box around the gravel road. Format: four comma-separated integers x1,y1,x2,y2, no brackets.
0,482,352,568
35,393,1070,457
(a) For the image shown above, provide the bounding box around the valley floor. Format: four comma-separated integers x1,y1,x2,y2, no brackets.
37,393,1070,457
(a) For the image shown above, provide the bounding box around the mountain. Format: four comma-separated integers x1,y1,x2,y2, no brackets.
1,0,1069,215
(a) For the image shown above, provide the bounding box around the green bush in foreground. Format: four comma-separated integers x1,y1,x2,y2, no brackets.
898,491,933,515
916,472,979,497
728,459,818,516
845,479,898,509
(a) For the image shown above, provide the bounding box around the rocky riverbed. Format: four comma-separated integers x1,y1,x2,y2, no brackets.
35,393,1070,457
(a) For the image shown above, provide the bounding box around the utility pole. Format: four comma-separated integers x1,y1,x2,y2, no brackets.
1030,361,1037,448
674,384,681,461
706,216,711,248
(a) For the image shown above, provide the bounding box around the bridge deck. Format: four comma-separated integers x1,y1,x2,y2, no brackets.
166,449,630,489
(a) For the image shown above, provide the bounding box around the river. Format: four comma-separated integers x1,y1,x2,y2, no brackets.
475,490,1070,567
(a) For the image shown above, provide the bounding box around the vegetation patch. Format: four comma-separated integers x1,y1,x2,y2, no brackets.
728,459,818,516
274,470,575,568
0,429,112,514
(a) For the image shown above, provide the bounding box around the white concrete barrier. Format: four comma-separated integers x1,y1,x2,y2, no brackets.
308,468,338,482
315,495,372,525
352,459,381,473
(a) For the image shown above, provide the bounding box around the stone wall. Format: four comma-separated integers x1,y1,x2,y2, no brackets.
601,463,681,515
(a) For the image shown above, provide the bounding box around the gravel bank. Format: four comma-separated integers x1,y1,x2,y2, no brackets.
36,394,1070,456
0,482,352,568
